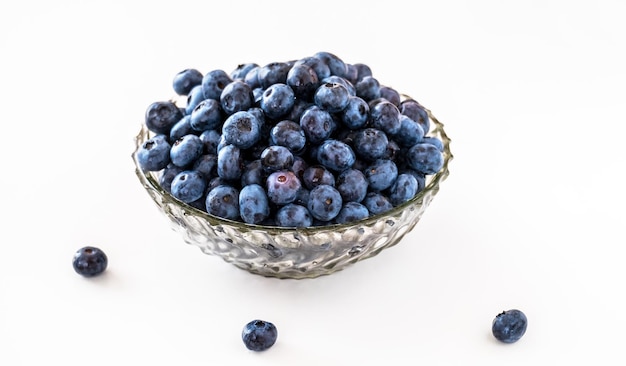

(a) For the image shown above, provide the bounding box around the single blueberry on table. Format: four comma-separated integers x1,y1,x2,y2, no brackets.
242,319,278,352
201,69,233,100
239,184,270,225
492,309,527,343
275,203,313,228
172,68,203,96
145,101,183,135
73,246,108,277
136,134,171,172
170,170,207,203
205,184,240,221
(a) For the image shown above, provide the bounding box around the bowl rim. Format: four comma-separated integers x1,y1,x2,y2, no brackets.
132,98,453,235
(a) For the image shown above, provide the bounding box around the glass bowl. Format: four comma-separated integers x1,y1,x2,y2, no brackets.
132,99,452,279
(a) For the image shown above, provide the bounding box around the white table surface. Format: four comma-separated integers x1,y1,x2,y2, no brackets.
1,1,625,365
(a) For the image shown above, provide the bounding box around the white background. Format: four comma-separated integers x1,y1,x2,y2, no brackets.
1,1,625,365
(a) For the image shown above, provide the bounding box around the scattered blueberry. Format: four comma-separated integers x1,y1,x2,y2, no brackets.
242,319,278,352
73,246,108,277
492,309,528,343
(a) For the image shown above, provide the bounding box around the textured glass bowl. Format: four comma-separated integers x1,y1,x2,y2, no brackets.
132,100,452,279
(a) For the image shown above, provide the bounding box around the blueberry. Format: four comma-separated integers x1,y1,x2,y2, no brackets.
136,134,171,171
363,192,393,216
171,170,207,203
145,101,184,135
407,143,444,175
241,159,265,187
334,202,369,224
422,136,444,151
299,105,334,144
336,168,368,203
275,203,313,227
286,63,320,100
199,129,222,154
205,184,240,220
258,61,291,89
169,115,197,142
222,110,261,149
230,63,259,80
365,159,398,191
307,184,342,222
316,139,355,172
285,99,315,123
387,173,419,206
239,184,270,224
314,82,350,113
353,128,389,162
266,170,302,205
185,85,206,115
243,65,262,89
370,100,401,135
73,246,108,277
172,68,203,96
379,85,401,107
260,145,294,172
355,75,381,102
352,63,373,82
340,96,370,130
220,80,254,115
270,120,306,154
159,164,183,193
242,319,278,352
217,144,243,181
302,165,335,190
293,56,331,80
343,63,359,85
321,75,356,96
400,99,430,134
192,154,217,179
260,83,295,120
190,98,223,132
313,51,347,77
393,115,425,148
201,69,233,100
291,155,309,181
492,309,528,343
170,134,204,168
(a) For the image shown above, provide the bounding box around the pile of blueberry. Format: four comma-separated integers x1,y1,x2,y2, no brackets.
136,51,445,227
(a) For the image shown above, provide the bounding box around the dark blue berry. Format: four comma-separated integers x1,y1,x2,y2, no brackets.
353,63,373,82
336,168,368,203
201,69,232,100
260,83,295,120
379,85,401,106
286,63,320,100
302,165,335,190
407,143,444,175
220,80,254,115
136,134,171,171
400,99,430,134
173,68,203,96
242,319,278,352
260,145,294,172
370,100,401,135
270,120,306,154
170,134,204,168
241,159,265,187
145,101,183,135
239,184,270,224
199,129,221,154
308,184,342,222
387,173,419,206
316,139,355,172
422,136,444,151
73,246,108,277
230,63,259,80
192,154,217,179
190,99,223,132
314,82,350,113
217,144,243,181
221,110,261,149
492,309,528,343
275,203,313,227
322,75,356,96
169,115,197,142
159,164,183,193
258,62,291,89
313,51,347,78
335,202,369,224
293,56,331,80
299,105,334,144
393,115,425,148
355,75,381,102
363,192,393,216
205,184,240,220
365,159,398,191
266,170,302,205
171,170,207,203
353,128,388,162
185,85,206,115
243,65,261,89
340,96,370,130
